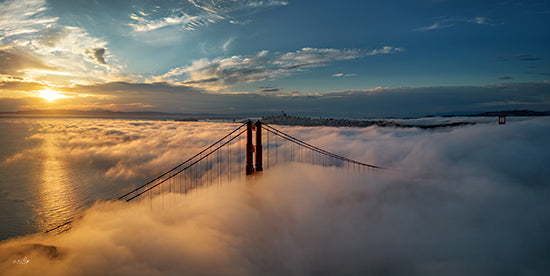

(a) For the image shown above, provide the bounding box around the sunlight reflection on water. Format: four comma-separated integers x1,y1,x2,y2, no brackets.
0,118,241,240
35,133,79,231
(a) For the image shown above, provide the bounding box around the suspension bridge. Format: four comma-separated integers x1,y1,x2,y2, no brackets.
45,120,382,233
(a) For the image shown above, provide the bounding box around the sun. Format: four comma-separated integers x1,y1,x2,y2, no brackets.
38,89,67,101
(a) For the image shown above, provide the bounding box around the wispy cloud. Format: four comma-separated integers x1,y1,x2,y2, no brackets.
365,46,404,55
332,73,357,78
223,38,234,53
0,0,57,40
496,76,513,80
496,54,545,63
255,86,299,96
415,22,454,31
515,54,543,61
153,46,403,90
415,16,491,31
0,0,121,85
469,16,489,24
0,49,58,75
274,48,361,69
129,0,288,33
257,86,282,93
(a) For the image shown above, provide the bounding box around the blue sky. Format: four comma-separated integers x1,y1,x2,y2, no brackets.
0,0,549,116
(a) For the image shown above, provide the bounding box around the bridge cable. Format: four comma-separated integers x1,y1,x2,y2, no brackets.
46,123,246,234
262,123,383,169
117,123,246,201
124,128,246,202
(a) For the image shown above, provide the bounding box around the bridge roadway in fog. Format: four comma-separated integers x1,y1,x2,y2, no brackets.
45,120,383,234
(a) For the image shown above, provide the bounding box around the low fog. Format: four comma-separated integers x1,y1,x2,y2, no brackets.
1,120,244,180
1,117,549,275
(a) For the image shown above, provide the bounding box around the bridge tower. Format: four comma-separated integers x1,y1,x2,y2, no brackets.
245,120,263,175
255,121,263,172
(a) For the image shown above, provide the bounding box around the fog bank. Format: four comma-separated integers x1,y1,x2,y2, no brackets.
1,117,549,275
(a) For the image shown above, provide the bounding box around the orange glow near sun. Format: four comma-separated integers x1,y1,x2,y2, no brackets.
38,89,67,101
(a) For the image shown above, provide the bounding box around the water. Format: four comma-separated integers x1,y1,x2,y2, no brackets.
0,118,243,240
1,119,115,239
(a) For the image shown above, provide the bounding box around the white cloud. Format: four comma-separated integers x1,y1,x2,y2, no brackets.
154,46,402,90
274,47,361,69
415,22,452,31
470,16,489,24
0,0,57,40
415,16,491,31
365,46,404,55
332,72,357,77
129,12,206,32
129,0,288,33
0,0,121,85
229,19,252,25
223,37,234,53
245,0,289,8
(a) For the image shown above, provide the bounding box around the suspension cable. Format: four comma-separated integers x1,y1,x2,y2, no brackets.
45,121,381,234
262,123,383,169
117,123,246,200
45,123,246,234
124,128,246,202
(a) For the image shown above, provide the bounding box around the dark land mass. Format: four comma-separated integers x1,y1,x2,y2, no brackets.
1,109,548,128
469,110,550,117
261,110,549,129
0,109,253,121
261,113,477,129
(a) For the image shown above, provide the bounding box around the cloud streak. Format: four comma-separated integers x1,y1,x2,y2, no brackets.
515,54,543,62
0,49,58,75
415,16,491,31
332,72,357,78
0,0,57,40
129,0,288,33
496,76,513,80
154,46,403,90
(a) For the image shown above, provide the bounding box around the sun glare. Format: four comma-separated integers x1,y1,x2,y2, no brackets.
38,89,67,101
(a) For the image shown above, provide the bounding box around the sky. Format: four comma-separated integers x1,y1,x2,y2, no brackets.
1,117,549,275
0,0,549,116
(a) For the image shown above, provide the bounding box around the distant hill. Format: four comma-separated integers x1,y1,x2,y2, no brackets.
261,110,549,129
470,110,550,117
1,109,548,122
0,109,247,120
10,109,169,117
261,113,476,129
